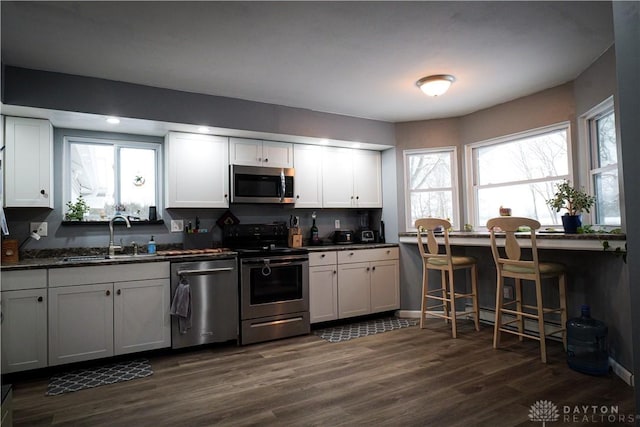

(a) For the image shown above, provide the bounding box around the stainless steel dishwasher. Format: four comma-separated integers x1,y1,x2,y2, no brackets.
170,258,238,349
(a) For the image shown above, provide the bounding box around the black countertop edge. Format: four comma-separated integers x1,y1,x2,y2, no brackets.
304,243,399,251
1,251,238,271
398,232,626,240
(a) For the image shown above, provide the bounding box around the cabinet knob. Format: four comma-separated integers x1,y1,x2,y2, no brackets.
349,252,354,256
40,189,46,195
106,290,111,296
257,157,262,162
366,267,370,271
224,194,228,198
264,158,269,162
37,296,43,302
333,270,337,274
351,196,354,199
372,266,376,271
356,196,359,200
321,254,326,258
296,195,300,199
117,289,122,295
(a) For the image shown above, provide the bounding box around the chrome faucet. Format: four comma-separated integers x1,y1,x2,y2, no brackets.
108,215,131,257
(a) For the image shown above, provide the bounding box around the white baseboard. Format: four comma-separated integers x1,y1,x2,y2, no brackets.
398,307,635,386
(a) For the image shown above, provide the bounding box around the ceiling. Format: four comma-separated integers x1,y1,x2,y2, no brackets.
1,1,614,124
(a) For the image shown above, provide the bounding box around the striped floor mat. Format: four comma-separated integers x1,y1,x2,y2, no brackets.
314,317,419,343
46,359,153,396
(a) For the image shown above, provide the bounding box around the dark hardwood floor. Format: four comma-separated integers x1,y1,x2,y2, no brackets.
8,321,636,426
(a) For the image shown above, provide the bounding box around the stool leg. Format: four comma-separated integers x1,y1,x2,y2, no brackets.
493,273,504,349
441,269,449,324
559,273,568,350
471,264,480,331
534,276,547,363
420,261,429,329
514,278,524,342
448,266,457,338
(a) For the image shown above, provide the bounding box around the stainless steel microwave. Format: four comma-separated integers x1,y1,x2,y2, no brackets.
230,165,295,204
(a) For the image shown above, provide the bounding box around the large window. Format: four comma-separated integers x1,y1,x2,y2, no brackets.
64,137,161,221
466,124,571,228
586,98,620,225
404,147,458,230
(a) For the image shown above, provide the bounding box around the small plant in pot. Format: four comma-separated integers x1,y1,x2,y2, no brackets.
65,195,90,221
547,180,596,233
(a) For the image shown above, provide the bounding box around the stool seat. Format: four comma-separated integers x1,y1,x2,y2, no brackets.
428,255,477,267
416,218,480,338
487,216,568,363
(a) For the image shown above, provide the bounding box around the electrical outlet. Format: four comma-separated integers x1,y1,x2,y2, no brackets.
334,219,340,229
503,285,513,299
170,219,184,232
30,222,48,237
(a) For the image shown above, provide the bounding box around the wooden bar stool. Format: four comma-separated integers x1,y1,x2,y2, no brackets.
487,216,568,363
415,218,480,338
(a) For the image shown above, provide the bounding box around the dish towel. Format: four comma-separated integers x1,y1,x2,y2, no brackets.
170,277,192,334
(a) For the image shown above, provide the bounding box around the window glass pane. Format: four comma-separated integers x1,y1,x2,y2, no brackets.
476,130,568,186
409,152,451,189
410,191,453,227
70,143,115,218
477,180,563,227
594,170,620,225
120,147,156,219
596,112,617,168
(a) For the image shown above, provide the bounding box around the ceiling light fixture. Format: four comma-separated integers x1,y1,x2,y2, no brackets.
106,116,120,124
416,74,456,97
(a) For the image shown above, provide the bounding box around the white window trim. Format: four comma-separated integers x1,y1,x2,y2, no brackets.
63,136,163,215
403,146,459,231
580,96,621,228
464,122,573,229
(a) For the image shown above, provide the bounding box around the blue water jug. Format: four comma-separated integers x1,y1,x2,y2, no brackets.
566,305,609,375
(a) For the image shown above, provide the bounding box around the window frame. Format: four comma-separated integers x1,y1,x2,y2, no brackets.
582,96,621,227
464,122,573,229
63,135,162,220
403,146,459,232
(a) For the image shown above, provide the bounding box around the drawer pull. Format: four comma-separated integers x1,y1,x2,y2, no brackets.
106,290,111,296
372,266,376,271
37,296,43,302
117,289,122,295
321,254,326,258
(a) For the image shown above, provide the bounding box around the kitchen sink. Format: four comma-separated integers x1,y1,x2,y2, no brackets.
107,254,158,260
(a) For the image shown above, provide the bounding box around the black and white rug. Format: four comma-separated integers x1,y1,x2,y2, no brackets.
314,317,419,343
46,359,153,396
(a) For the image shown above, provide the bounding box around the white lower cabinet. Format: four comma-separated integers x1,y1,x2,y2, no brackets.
48,283,114,366
310,247,400,322
309,251,338,323
1,288,48,373
48,263,171,366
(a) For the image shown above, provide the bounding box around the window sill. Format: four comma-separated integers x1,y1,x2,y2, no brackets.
61,220,165,226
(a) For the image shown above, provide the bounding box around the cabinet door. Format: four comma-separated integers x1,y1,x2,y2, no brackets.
337,262,371,318
1,289,48,373
114,279,171,355
353,150,382,208
309,265,338,323
294,144,323,208
229,137,262,166
48,283,114,366
322,147,355,208
262,141,293,168
370,260,400,313
165,132,229,208
4,117,53,207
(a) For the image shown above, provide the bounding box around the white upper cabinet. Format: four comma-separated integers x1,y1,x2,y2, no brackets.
293,144,323,208
229,137,293,168
322,147,382,208
4,116,54,208
165,132,229,208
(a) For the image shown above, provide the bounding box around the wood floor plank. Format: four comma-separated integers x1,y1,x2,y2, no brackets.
7,322,635,426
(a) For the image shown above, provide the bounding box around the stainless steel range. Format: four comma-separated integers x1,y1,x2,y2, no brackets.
223,223,310,345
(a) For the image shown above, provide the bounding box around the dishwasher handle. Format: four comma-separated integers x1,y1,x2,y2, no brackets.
176,267,235,276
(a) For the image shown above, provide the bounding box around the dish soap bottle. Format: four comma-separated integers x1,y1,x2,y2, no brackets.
310,211,320,245
147,236,156,254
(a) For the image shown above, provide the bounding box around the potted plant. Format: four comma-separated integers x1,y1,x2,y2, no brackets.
65,195,90,221
547,180,596,233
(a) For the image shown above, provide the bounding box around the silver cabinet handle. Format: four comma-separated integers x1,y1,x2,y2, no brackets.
177,267,234,276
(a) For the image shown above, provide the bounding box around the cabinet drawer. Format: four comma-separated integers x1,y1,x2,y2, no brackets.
337,247,399,264
1,269,47,291
49,262,170,287
309,251,337,267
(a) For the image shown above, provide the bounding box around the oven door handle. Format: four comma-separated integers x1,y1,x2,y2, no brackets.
177,267,234,276
241,259,305,267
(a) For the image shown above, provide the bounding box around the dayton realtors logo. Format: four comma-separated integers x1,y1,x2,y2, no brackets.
529,400,637,424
